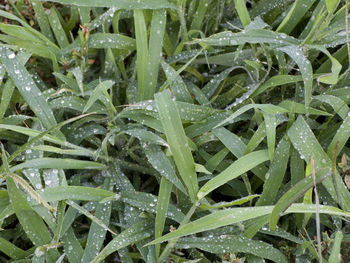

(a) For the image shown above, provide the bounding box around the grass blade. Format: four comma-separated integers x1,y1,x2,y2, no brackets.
270,168,331,231
176,235,286,263
10,158,105,172
155,177,172,258
256,138,290,206
134,9,149,101
0,46,62,138
197,150,269,200
92,219,154,263
155,90,198,203
147,204,350,245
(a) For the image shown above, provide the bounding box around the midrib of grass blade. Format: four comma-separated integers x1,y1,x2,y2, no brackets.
155,90,198,203
0,46,63,139
134,9,149,101
144,9,166,100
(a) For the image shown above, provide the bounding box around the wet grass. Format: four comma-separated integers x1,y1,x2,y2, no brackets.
0,0,350,262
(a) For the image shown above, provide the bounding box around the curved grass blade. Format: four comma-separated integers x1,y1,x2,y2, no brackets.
197,150,269,200
214,104,288,129
147,204,350,245
0,237,30,260
195,29,300,46
278,46,313,111
270,168,332,231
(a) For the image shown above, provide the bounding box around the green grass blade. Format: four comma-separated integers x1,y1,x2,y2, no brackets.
41,0,176,9
155,90,198,202
0,46,62,138
196,29,300,46
0,79,15,119
161,61,193,103
328,231,343,263
47,7,69,48
277,0,317,34
134,9,149,101
31,0,55,41
176,235,286,263
61,227,84,263
120,191,184,223
234,0,251,28
197,150,269,200
144,144,186,193
288,116,350,211
270,168,331,231
88,33,136,50
190,0,210,32
0,237,30,260
6,177,52,246
313,94,349,120
40,186,115,202
155,177,172,258
278,46,313,111
81,185,112,262
263,113,277,161
327,111,350,157
256,138,290,206
144,9,166,100
147,204,350,245
10,158,105,172
91,219,153,263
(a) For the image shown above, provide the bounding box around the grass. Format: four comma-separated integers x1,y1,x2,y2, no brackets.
0,0,350,262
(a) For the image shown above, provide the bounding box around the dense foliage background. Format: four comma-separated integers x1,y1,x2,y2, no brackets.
0,0,350,262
